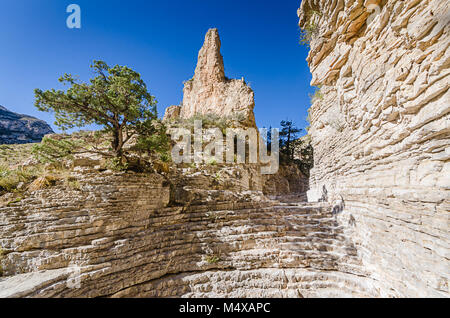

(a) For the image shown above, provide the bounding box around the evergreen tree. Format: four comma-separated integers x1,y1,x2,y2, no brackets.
34,60,158,162
279,120,302,160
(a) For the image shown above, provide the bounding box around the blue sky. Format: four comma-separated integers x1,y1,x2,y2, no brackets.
0,0,313,133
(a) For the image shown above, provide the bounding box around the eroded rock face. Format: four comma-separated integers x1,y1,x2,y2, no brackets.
162,105,181,122
299,0,449,297
0,106,54,144
0,169,389,298
164,29,256,127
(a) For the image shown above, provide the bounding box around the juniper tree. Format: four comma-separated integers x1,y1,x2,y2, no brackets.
34,60,158,161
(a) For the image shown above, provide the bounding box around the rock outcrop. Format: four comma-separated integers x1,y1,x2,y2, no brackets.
299,0,449,297
162,105,181,123
0,2,448,299
0,106,54,144
164,29,256,127
0,167,388,298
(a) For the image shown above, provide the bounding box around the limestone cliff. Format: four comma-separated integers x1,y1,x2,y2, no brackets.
299,0,449,297
0,106,54,144
164,29,256,127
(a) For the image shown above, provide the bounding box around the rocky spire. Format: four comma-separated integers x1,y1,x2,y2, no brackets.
193,28,226,83
164,28,257,127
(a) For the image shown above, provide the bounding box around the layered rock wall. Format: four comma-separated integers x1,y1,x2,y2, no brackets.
0,168,387,297
299,0,449,297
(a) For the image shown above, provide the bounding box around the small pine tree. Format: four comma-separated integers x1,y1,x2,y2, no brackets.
279,120,302,161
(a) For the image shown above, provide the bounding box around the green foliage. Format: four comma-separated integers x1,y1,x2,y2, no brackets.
277,120,314,176
0,144,34,166
135,119,171,157
34,60,158,159
0,164,42,194
205,255,220,264
309,86,324,104
213,171,222,183
300,22,319,46
106,157,129,172
7,196,23,207
299,11,321,46
32,136,78,163
207,158,218,166
159,152,172,163
65,176,81,191
279,120,302,161
310,10,322,17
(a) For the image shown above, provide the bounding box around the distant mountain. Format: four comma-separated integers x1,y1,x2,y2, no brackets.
0,106,54,144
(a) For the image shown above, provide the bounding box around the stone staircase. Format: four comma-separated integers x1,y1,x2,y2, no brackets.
0,172,386,297
110,200,382,298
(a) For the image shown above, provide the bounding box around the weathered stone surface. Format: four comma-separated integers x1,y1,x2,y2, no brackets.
263,163,308,198
162,105,181,123
163,29,256,127
0,169,389,298
299,0,449,297
1,1,448,299
0,106,54,144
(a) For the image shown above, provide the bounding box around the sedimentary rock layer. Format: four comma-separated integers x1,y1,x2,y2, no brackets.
0,169,388,298
299,0,449,297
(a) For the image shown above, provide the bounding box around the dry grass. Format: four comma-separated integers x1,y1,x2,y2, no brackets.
0,133,99,195
0,144,34,167
27,175,57,192
0,163,44,193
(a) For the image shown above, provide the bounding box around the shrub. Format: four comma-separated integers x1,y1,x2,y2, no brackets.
32,136,78,163
205,255,220,264
135,119,172,166
300,22,319,46
0,172,19,193
65,177,81,191
159,152,172,163
299,11,321,46
106,157,129,172
213,172,222,183
207,158,217,166
0,164,43,193
309,86,324,104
